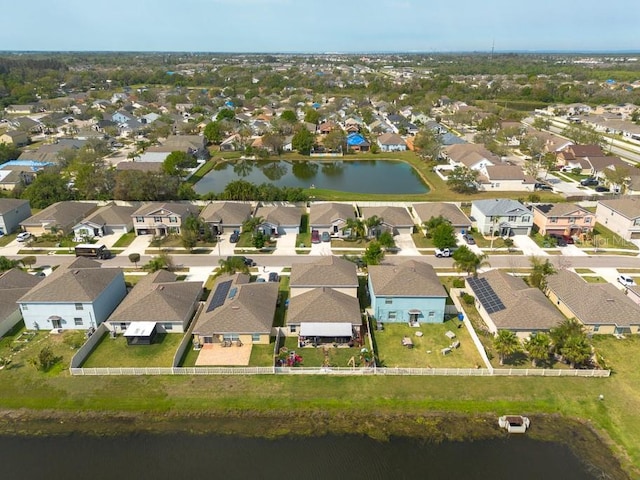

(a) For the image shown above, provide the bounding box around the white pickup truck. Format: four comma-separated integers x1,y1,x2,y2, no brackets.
434,248,454,258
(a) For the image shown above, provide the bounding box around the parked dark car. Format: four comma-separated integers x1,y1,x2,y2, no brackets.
463,233,476,245
229,230,240,243
534,182,553,191
549,234,567,247
228,256,256,267
580,178,599,186
311,229,320,244
595,186,610,192
268,272,279,282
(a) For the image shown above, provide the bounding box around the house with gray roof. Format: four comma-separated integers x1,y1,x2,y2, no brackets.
132,202,199,236
595,197,640,240
467,269,565,338
20,201,98,236
17,257,126,331
309,202,356,237
368,260,447,324
545,269,640,335
478,165,536,192
106,270,202,334
470,199,533,236
359,205,415,236
412,202,471,233
0,130,29,147
290,256,358,298
0,269,43,337
200,201,253,235
0,198,31,235
17,139,86,163
193,273,278,346
72,203,137,241
254,204,302,236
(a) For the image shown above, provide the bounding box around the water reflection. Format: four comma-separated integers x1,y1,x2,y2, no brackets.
291,161,319,180
259,162,288,181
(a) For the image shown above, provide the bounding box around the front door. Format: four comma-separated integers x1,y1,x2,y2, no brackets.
52,318,62,329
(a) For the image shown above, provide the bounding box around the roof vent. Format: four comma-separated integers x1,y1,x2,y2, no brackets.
73,270,80,274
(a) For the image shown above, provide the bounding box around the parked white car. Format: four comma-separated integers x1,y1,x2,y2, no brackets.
617,274,636,287
16,232,31,242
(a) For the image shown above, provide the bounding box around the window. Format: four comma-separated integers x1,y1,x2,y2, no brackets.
135,216,144,223
120,323,127,330
593,325,600,332
75,303,84,311
252,334,261,342
585,217,592,224
428,312,435,318
74,318,83,326
568,217,576,223
153,216,163,222
290,325,297,333
521,216,530,223
388,312,397,321
164,324,173,331
385,298,393,305
22,304,28,311
169,217,178,223
549,217,558,223
634,218,640,227
508,216,517,222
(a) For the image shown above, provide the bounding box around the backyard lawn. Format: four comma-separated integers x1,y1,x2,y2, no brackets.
81,332,185,367
372,319,483,368
281,337,370,368
249,343,277,367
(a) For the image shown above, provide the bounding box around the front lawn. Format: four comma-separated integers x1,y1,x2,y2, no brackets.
372,320,483,368
593,223,638,251
81,332,185,367
112,232,136,248
411,233,436,248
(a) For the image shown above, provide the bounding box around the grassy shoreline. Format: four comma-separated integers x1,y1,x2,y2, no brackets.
0,408,628,479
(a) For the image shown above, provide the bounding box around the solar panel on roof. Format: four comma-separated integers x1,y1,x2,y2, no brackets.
467,277,505,314
206,280,232,313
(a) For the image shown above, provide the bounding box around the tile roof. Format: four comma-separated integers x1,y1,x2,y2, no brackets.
287,287,361,325
470,270,565,331
368,260,447,297
107,270,202,324
546,269,640,327
200,202,253,225
412,202,471,227
290,256,358,289
359,206,414,227
309,202,355,226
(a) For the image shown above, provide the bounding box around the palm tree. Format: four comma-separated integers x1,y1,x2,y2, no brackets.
493,330,520,366
364,215,383,238
343,218,365,241
561,335,592,369
217,256,249,275
524,333,551,367
529,255,556,290
452,246,490,277
550,318,585,355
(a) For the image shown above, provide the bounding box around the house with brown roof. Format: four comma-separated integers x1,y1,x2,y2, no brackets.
368,261,447,324
106,270,202,334
0,269,43,337
532,203,595,237
412,202,471,233
443,144,498,171
17,257,127,331
20,201,98,236
545,269,640,335
289,256,358,298
309,202,356,237
0,130,29,147
193,273,278,346
359,205,414,236
0,198,31,235
200,201,253,235
131,202,199,236
595,198,640,240
254,204,302,236
467,270,565,338
72,203,137,241
376,132,406,152
478,165,536,192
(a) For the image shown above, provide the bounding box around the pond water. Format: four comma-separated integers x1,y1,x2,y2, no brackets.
0,433,601,480
194,159,429,195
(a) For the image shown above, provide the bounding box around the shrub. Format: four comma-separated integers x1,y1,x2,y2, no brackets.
453,278,465,288
462,293,475,305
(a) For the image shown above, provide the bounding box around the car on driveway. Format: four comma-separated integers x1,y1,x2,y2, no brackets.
16,232,31,242
618,274,635,287
321,231,330,242
549,234,567,247
595,186,610,193
229,230,240,243
311,229,320,244
580,178,599,186
534,182,553,191
463,233,476,245
268,272,279,282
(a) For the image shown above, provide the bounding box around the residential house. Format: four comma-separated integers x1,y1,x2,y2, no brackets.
368,260,447,324
359,205,414,236
442,144,498,171
138,135,208,162
72,203,137,241
0,130,29,147
200,201,253,235
219,134,242,152
0,199,31,235
309,202,356,237
20,201,98,236
4,104,36,114
345,132,370,152
545,269,640,335
595,198,640,240
532,203,595,237
112,110,136,125
17,257,127,331
477,165,537,192
467,270,565,338
131,202,199,236
115,161,164,173
0,160,50,190
289,256,358,299
412,202,471,233
17,138,86,164
0,269,43,337
626,285,640,307
376,132,406,152
193,273,278,346
106,270,202,335
254,204,302,236
470,199,533,236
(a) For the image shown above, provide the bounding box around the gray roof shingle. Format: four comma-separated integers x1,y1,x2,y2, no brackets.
290,256,358,289
368,261,446,297
287,287,361,325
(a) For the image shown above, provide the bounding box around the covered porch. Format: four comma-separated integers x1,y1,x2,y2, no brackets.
298,322,356,347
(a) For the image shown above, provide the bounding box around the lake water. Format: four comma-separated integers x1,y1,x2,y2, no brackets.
0,434,600,480
194,159,429,195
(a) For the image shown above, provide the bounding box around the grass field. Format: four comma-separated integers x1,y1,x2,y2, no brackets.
81,332,184,367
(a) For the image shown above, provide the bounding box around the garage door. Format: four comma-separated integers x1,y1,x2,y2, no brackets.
511,227,530,235
280,226,300,235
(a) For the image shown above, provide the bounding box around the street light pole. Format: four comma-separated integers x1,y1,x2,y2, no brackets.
217,236,223,257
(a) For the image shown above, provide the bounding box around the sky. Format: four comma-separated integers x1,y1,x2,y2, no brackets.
2,0,639,53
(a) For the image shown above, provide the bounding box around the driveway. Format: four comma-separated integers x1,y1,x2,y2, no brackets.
310,241,332,256
184,266,215,283
562,244,587,256
395,233,419,256
120,234,152,257
590,268,626,290
273,233,298,255
456,233,484,255
512,235,547,256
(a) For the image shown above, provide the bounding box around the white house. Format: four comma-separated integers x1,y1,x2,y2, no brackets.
471,199,533,236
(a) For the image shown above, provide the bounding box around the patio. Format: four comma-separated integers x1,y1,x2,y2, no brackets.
195,343,253,366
